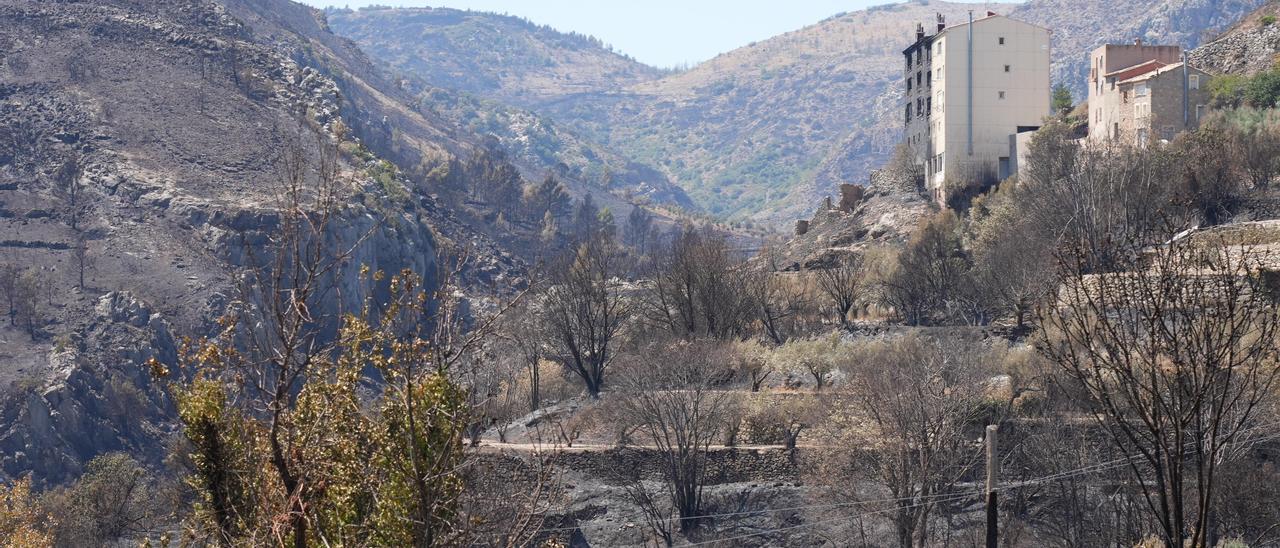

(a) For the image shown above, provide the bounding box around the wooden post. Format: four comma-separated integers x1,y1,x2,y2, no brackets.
985,424,999,548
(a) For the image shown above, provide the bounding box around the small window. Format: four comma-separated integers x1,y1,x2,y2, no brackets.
998,91,1006,99
937,67,943,80
907,78,912,91
1135,83,1148,97
1189,74,1200,90
1196,104,1205,120
998,37,1005,45
1004,65,1011,72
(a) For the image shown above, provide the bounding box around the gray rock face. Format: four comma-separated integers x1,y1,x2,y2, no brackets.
1189,14,1280,76
0,292,178,485
0,0,523,485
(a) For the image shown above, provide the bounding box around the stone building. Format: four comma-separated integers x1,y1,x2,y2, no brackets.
1087,41,1214,144
902,11,1051,206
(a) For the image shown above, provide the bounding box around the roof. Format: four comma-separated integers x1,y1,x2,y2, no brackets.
936,12,1053,37
1104,59,1166,80
1116,62,1213,85
904,12,1049,54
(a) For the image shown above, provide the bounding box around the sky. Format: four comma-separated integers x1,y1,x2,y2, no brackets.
301,0,1017,68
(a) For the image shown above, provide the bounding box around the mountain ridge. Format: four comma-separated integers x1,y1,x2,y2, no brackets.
330,0,1268,225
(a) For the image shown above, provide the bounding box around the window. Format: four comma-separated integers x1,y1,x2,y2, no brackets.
1135,83,1148,97
936,41,943,55
998,37,1006,45
905,103,912,123
907,77,912,92
1196,104,1205,120
927,97,932,114
1189,74,1200,90
998,91,1006,99
917,72,922,86
937,67,943,80
938,91,944,107
1004,64,1011,72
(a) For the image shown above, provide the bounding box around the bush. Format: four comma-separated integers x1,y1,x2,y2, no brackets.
1261,14,1276,26
1210,74,1248,108
1245,69,1280,109
41,453,164,547
740,395,822,449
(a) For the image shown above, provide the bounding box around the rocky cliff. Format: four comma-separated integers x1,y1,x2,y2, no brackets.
0,0,522,484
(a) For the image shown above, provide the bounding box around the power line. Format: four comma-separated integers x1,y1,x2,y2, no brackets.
684,422,1280,546
530,485,985,535
530,420,1280,541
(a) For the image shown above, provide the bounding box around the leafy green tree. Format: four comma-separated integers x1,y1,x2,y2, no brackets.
171,270,484,546
624,206,654,253
43,453,164,547
597,207,617,242
522,175,571,220
1210,74,1247,108
1245,69,1280,109
1051,83,1073,115
572,193,601,242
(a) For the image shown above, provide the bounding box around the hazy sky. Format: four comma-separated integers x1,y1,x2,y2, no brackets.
301,0,1018,68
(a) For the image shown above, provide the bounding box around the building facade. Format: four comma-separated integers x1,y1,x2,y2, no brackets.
903,11,1051,205
1087,42,1213,144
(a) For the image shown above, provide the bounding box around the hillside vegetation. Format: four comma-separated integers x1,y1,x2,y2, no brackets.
330,0,1266,226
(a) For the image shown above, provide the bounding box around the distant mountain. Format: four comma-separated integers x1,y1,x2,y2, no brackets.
0,0,599,484
329,0,1266,226
326,7,666,109
327,7,695,210
1010,0,1266,99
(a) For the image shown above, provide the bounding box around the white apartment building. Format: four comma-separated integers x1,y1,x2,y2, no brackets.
902,12,1051,205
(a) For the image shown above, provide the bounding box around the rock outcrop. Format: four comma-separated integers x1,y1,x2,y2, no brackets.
0,0,523,484
771,167,934,270
1189,4,1280,76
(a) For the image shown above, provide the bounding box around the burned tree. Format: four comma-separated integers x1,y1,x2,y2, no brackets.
618,340,733,536
541,236,633,398
814,253,866,326
1037,232,1280,548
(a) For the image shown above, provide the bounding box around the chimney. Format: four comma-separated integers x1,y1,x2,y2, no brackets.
1134,38,1143,46
916,22,925,42
936,13,946,32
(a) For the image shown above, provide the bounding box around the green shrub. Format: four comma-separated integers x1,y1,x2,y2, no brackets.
1210,73,1248,109
1245,69,1280,108
1261,14,1276,26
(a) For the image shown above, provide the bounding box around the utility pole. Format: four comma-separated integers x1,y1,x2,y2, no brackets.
985,424,999,548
